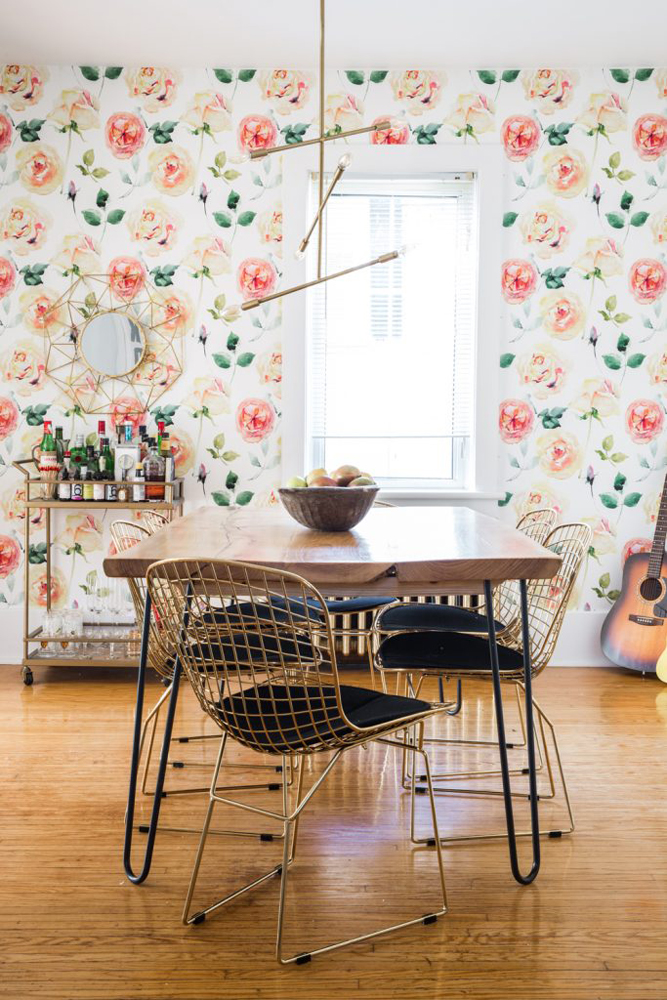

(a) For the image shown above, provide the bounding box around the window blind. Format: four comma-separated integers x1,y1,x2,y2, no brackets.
307,172,477,489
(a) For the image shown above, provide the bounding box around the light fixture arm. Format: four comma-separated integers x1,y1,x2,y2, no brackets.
248,120,391,160
240,251,400,311
297,154,350,260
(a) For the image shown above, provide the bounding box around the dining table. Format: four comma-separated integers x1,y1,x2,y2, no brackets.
104,503,562,890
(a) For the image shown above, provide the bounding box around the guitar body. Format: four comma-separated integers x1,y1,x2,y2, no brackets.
601,552,667,673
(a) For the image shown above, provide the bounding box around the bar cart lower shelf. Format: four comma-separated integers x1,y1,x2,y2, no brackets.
14,457,184,684
22,623,145,685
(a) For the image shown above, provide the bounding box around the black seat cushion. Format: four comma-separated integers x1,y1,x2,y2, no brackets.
268,595,394,616
218,683,432,752
202,599,324,627
324,596,394,614
378,630,523,672
187,630,318,668
378,602,502,633
203,595,393,629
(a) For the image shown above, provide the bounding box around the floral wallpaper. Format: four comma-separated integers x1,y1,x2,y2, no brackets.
0,63,666,628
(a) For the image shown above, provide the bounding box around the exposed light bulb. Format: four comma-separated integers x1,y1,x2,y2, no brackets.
397,243,417,257
294,246,307,261
337,153,352,169
234,151,251,165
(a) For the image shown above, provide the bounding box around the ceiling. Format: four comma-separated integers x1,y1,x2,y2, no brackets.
1,0,665,68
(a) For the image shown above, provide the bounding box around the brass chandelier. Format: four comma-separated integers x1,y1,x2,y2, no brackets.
240,0,400,311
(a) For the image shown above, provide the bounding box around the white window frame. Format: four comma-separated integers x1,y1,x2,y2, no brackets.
282,143,505,502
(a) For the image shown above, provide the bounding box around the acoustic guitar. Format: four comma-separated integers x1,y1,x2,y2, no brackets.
601,472,667,673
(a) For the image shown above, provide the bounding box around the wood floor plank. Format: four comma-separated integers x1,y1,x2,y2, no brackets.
1,665,666,1000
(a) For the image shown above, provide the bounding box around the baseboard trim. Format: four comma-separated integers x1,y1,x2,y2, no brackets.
552,611,614,667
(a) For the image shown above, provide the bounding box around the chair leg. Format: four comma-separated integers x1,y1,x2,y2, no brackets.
530,693,575,836
139,682,173,795
276,733,447,966
183,750,341,928
183,736,447,964
410,683,573,844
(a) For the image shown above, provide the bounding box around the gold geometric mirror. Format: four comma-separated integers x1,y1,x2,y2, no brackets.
42,272,184,415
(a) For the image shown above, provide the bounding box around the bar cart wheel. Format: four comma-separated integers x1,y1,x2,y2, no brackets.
21,667,34,686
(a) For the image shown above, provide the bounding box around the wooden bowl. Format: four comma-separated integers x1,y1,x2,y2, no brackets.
278,486,379,532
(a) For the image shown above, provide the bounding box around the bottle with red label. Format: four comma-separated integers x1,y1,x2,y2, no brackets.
39,420,58,472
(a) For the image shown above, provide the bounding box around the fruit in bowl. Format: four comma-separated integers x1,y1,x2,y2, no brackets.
278,465,379,531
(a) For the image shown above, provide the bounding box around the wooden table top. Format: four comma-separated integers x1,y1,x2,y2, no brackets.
103,505,561,596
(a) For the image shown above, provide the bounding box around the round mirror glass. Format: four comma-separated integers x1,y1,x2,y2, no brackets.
80,313,145,378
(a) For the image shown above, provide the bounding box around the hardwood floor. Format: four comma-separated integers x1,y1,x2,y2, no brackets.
1,664,666,1000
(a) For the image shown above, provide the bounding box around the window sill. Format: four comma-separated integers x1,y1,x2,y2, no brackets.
378,488,505,503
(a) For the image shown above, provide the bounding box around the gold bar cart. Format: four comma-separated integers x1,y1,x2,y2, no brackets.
13,457,184,684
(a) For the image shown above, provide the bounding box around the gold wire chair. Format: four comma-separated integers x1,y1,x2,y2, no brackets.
141,509,172,534
372,508,558,709
374,521,591,844
109,521,288,828
146,557,449,964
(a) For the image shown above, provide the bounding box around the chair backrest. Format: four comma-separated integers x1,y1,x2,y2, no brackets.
492,508,560,627
109,520,174,678
142,510,171,534
516,521,592,672
146,558,358,755
515,507,558,545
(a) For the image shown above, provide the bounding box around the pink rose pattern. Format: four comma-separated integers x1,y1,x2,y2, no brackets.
0,64,664,613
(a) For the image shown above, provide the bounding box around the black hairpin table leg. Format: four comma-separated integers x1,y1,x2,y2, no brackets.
123,591,182,884
484,579,540,885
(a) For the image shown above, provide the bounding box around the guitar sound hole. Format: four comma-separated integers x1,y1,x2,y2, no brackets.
640,577,663,601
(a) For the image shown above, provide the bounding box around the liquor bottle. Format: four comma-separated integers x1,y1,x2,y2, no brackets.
124,423,134,444
105,472,118,502
54,426,65,464
138,426,149,462
97,419,106,442
117,480,130,503
39,420,58,472
156,420,165,452
92,463,105,502
132,464,146,502
143,438,165,502
82,464,94,502
57,452,71,501
71,456,83,500
98,437,116,502
160,434,175,494
69,434,86,479
100,437,114,476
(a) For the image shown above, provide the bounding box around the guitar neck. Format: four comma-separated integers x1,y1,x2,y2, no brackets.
648,473,667,577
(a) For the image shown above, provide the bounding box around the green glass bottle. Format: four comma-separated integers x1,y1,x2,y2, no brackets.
39,420,58,472
54,426,65,464
100,437,114,476
69,434,86,480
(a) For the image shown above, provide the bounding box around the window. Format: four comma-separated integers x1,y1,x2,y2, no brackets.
282,144,503,498
307,173,477,490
